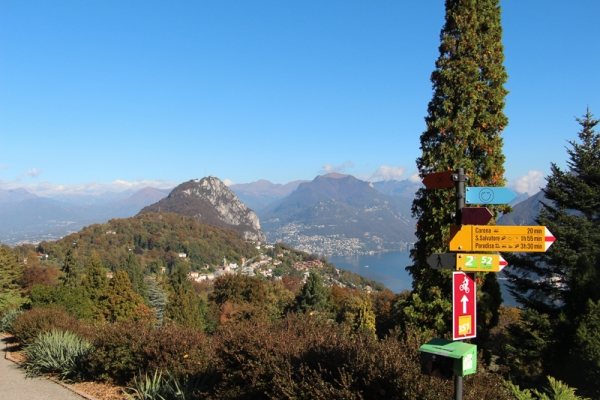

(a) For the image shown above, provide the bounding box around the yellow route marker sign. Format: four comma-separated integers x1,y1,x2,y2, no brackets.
449,225,555,252
456,254,507,272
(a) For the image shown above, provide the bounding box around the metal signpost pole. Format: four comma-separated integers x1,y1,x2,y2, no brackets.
454,168,465,400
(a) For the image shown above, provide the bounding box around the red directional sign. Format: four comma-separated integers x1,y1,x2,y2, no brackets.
462,207,494,225
453,272,476,340
423,170,455,189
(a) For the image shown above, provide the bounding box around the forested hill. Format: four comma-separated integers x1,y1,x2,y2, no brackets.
36,212,259,272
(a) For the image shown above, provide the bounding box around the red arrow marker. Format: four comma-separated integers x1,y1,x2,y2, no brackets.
499,255,508,271
545,227,556,251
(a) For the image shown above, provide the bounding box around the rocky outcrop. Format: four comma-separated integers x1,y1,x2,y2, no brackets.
138,177,266,242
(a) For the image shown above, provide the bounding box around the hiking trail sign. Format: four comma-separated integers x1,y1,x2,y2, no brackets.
456,253,507,272
453,272,476,340
422,170,455,189
465,187,516,205
449,225,555,252
461,207,494,225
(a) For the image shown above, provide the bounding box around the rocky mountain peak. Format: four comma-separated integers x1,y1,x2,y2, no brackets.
139,177,266,243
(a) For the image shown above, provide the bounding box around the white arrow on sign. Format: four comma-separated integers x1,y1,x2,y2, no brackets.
461,295,469,314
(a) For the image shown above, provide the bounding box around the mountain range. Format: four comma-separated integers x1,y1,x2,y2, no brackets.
0,187,170,245
1,175,544,255
498,190,548,226
257,173,417,255
229,179,308,212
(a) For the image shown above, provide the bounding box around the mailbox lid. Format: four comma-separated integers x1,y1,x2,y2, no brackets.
419,338,477,377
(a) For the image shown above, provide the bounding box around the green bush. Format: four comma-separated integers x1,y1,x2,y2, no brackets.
22,329,93,381
0,308,23,333
11,306,91,345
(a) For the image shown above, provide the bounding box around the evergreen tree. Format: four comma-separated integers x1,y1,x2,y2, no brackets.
403,0,509,334
0,246,24,309
81,256,109,320
145,276,168,326
504,110,600,397
59,248,78,287
103,270,146,322
164,263,205,330
294,271,331,314
118,253,148,302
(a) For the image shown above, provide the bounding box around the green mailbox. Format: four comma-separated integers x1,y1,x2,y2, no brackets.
419,338,477,379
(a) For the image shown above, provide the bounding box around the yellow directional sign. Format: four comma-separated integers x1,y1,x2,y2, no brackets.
456,254,507,272
449,225,555,253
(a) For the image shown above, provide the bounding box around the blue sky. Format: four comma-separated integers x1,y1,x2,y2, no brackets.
1,1,598,197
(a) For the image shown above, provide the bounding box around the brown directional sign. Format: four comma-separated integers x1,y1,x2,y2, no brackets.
423,171,455,189
462,207,494,225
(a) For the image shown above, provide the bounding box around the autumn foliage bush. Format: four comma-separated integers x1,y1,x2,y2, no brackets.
84,320,214,385
211,314,511,399
11,306,92,345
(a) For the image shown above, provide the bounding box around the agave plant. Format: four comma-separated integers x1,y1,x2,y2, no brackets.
22,329,93,381
0,308,23,333
125,370,167,400
125,370,206,400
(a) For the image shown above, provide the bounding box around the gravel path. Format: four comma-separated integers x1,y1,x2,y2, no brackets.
1,336,90,400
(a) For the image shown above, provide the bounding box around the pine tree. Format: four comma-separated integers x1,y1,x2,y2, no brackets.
294,271,331,314
503,110,600,397
402,0,509,334
145,276,168,326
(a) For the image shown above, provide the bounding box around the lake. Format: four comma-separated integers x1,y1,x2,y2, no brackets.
328,251,517,306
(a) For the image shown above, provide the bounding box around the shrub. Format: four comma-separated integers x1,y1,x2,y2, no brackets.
22,329,93,381
0,308,23,333
84,320,153,384
85,320,214,385
140,321,214,380
212,314,512,399
11,306,91,345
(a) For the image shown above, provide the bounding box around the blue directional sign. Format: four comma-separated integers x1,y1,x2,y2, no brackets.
465,187,516,205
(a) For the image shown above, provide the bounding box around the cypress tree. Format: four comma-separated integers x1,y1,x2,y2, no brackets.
81,256,109,321
103,270,145,323
403,0,509,334
0,246,24,309
503,110,600,397
59,249,78,287
118,253,148,302
164,263,205,330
